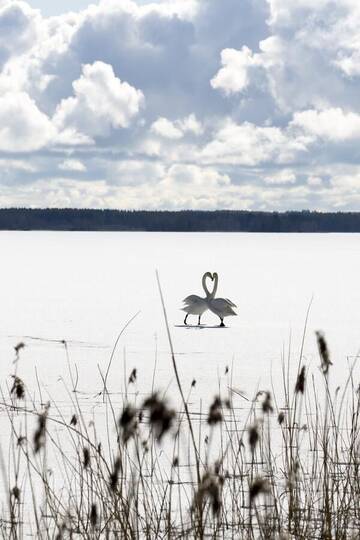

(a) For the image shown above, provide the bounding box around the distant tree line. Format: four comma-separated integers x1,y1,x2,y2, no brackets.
1,208,360,232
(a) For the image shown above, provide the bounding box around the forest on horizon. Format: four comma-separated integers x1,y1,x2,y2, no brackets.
1,208,360,232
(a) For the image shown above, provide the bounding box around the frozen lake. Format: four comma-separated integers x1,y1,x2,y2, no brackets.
0,231,359,535
0,231,360,410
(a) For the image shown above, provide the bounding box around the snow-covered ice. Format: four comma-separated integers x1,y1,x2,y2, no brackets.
0,231,359,408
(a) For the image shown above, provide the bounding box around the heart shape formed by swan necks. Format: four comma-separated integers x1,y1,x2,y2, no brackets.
202,271,216,298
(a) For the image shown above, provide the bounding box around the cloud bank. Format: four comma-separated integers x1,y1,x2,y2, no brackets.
1,0,360,210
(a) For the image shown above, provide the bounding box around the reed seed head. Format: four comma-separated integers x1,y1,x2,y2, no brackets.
295,366,306,394
316,331,332,375
70,414,77,426
83,447,90,469
10,375,25,400
142,393,176,442
128,368,137,384
33,403,50,453
14,342,25,361
262,391,273,414
11,486,20,501
224,398,232,409
109,456,121,492
142,440,149,453
248,423,259,453
90,503,98,528
195,472,222,516
278,411,285,425
207,396,223,425
119,405,138,443
249,477,270,503
17,436,26,446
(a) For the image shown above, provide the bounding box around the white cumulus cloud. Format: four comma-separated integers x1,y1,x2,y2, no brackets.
151,114,203,139
211,46,263,94
0,91,55,151
0,1,41,64
53,61,144,137
151,117,184,139
291,108,360,141
201,120,308,166
165,164,230,187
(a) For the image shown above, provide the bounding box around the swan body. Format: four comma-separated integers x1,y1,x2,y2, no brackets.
182,272,214,325
207,273,237,327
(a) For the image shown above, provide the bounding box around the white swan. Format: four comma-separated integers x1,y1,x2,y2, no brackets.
208,272,237,327
182,272,215,325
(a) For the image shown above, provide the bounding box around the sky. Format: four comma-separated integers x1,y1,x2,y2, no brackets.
1,0,360,210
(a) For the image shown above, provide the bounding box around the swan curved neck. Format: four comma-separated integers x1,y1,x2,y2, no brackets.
202,272,212,298
211,273,218,298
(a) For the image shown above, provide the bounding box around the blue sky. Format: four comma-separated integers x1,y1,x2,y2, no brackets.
27,1,98,15
1,0,360,210
27,1,153,16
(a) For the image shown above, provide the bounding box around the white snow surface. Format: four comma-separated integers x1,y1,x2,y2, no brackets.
0,231,359,407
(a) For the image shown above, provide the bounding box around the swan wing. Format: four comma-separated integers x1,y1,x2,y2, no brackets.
209,297,237,316
225,298,237,308
183,294,204,305
211,298,235,309
182,294,209,315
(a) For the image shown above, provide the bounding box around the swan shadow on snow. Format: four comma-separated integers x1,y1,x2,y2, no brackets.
174,324,229,329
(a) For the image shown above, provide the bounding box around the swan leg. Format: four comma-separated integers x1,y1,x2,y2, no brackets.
198,315,201,326
184,314,189,325
220,318,225,327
